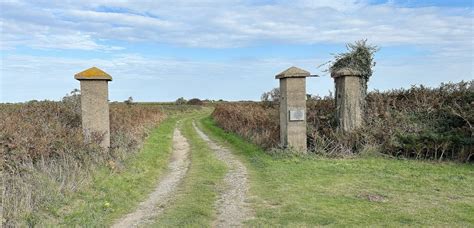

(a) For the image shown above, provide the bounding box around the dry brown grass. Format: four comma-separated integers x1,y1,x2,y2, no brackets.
212,103,279,148
0,95,165,226
212,81,473,162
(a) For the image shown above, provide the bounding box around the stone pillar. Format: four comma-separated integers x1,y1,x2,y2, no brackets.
74,67,112,149
275,66,310,152
331,68,364,133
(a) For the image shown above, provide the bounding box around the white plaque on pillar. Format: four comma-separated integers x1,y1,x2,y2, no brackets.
289,109,305,121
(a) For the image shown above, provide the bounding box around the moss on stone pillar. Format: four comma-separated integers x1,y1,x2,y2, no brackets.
74,67,112,149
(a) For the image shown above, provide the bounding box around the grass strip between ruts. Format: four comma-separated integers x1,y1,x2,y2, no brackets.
151,113,226,226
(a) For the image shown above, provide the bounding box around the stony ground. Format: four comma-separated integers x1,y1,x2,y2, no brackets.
112,129,190,227
194,122,253,227
113,122,252,227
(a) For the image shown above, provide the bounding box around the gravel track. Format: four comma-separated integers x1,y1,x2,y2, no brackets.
112,128,190,228
193,122,252,227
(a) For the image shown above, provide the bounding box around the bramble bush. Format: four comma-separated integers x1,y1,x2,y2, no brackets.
212,81,473,162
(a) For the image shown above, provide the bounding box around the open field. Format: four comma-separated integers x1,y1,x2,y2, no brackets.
1,101,473,226
2,1,473,226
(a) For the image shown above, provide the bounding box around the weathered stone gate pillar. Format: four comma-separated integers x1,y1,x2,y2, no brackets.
331,68,364,133
275,66,311,152
74,67,112,149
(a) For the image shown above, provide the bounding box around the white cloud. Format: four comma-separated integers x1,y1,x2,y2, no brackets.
1,0,472,102
1,51,472,102
0,53,326,101
0,0,472,54
65,10,176,29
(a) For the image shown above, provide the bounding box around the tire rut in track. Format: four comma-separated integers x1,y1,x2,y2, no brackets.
112,128,190,228
193,122,252,227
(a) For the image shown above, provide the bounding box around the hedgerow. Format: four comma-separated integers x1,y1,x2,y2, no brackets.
212,81,473,162
0,92,165,226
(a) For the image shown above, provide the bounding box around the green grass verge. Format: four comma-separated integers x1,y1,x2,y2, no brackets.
200,116,474,227
54,116,179,226
151,113,227,226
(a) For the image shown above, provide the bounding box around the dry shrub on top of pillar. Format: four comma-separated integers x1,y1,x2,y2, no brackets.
329,39,378,94
326,39,378,132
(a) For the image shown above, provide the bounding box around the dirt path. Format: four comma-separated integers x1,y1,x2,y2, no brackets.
112,128,190,228
193,123,252,227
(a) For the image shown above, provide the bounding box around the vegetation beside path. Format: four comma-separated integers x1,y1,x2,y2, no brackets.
30,108,473,226
200,115,474,226
52,116,179,226
151,111,227,226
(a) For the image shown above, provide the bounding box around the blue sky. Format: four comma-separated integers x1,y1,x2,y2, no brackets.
1,0,472,102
